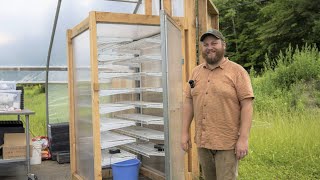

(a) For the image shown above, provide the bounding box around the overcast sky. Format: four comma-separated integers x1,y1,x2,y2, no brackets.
0,0,137,67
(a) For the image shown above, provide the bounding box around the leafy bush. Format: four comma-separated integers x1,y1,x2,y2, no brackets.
253,44,320,111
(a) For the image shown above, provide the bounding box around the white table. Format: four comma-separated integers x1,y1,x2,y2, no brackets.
0,109,36,180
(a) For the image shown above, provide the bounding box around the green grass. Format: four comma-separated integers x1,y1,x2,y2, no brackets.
20,85,46,137
18,84,69,137
239,110,320,179
239,44,320,179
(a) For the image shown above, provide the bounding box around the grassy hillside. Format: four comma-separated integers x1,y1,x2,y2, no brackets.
240,45,320,179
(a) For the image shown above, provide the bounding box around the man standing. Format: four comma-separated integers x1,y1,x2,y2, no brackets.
181,29,254,180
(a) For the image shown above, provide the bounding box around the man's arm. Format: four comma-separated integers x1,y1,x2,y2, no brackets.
181,98,194,152
235,97,253,160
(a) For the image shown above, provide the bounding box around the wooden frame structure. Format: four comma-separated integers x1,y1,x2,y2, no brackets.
67,0,218,179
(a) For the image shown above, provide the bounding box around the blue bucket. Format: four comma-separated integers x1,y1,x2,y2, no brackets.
111,159,141,180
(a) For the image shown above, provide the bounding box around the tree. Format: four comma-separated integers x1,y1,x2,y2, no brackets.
256,0,320,63
212,0,320,72
213,0,266,70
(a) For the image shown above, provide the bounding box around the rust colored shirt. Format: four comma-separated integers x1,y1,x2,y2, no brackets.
184,57,254,150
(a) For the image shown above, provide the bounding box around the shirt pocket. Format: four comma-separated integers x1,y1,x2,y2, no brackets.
210,79,235,97
191,87,200,96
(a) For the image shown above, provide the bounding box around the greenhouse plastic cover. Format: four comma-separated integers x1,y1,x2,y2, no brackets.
0,0,183,82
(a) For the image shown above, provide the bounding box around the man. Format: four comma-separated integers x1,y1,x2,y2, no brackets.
181,29,254,180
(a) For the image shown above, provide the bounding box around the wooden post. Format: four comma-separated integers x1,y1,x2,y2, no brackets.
198,0,219,64
184,0,200,179
145,0,152,15
207,0,219,30
67,29,77,178
89,11,102,180
163,0,172,16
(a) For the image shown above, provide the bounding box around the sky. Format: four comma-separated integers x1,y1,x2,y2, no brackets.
0,0,137,67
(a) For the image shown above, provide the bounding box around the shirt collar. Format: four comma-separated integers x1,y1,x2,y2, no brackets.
202,57,228,70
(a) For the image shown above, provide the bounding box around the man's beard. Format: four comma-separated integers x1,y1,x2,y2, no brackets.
202,48,224,65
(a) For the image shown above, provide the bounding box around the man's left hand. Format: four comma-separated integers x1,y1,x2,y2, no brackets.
235,136,249,160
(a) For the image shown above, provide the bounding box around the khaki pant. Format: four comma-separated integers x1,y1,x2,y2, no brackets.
198,148,238,180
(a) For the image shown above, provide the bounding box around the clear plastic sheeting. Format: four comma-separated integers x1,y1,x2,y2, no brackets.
72,30,94,179
171,0,184,17
48,83,69,123
161,11,184,179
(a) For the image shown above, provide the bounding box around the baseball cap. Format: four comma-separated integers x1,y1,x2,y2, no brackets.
200,29,225,42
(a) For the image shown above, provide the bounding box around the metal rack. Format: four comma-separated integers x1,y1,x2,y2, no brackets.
97,33,165,168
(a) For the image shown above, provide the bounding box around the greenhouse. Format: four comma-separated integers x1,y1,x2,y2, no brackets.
0,0,219,179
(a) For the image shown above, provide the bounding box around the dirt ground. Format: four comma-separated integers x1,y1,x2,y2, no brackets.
0,160,151,180
0,160,70,180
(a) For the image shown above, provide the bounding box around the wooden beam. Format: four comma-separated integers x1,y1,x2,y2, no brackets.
198,0,208,64
89,11,102,180
145,0,152,15
207,0,219,29
172,17,185,29
207,0,219,15
96,12,160,25
67,29,77,177
184,0,200,178
72,173,83,180
102,168,112,178
163,0,172,16
140,166,165,180
71,17,89,39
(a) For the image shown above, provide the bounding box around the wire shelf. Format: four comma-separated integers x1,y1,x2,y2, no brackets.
98,72,162,80
114,37,161,50
99,88,163,96
114,126,164,141
98,54,135,62
122,142,165,158
100,117,136,131
116,113,163,125
99,103,135,114
101,148,136,167
100,131,136,149
118,101,163,109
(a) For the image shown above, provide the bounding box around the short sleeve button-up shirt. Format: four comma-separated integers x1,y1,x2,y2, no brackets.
184,57,254,150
